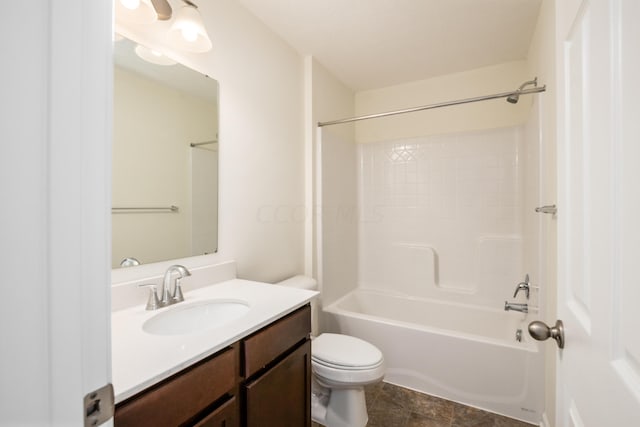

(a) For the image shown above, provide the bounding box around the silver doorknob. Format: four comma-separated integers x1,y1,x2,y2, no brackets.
528,320,565,349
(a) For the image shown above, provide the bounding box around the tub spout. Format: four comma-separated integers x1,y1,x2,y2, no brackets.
504,301,528,313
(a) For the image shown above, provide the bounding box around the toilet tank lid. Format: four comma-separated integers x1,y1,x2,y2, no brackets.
312,333,383,368
276,275,317,290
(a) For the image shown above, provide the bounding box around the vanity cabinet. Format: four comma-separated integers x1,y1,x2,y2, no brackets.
114,304,311,427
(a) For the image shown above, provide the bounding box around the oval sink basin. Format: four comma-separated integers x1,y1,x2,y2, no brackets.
143,299,250,336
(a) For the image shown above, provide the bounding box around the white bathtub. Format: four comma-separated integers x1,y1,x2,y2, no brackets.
323,288,544,424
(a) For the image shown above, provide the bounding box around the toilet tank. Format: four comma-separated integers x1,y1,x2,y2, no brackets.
276,275,319,336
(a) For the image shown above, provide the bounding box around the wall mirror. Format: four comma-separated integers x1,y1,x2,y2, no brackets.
112,36,218,268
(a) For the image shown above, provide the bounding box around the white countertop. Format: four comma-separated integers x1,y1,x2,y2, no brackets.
112,279,317,403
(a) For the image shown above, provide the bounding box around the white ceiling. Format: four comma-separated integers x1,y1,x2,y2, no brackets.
237,0,542,91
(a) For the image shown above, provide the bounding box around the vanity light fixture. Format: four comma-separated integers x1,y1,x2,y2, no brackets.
115,0,157,24
167,0,212,53
134,44,177,65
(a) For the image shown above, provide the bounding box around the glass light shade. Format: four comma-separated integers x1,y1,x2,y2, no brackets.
167,5,212,53
120,0,140,9
115,0,156,25
134,44,177,66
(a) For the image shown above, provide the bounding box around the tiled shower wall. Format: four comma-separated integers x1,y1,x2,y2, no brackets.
358,127,526,308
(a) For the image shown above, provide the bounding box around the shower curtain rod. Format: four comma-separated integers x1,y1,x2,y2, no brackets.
317,84,546,127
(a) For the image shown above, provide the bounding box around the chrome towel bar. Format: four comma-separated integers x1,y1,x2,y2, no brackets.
112,205,179,213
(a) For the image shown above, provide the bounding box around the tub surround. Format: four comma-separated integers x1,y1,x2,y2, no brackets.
318,121,545,424
358,127,526,309
111,262,317,403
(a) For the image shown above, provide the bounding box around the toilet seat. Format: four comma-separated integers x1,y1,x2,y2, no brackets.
312,333,383,368
311,333,385,386
313,357,383,371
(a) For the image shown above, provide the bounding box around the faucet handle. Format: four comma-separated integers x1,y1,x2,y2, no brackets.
172,278,185,303
513,274,531,299
513,283,530,299
138,283,161,310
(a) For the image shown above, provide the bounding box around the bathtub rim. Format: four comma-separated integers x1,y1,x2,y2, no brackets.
323,287,539,353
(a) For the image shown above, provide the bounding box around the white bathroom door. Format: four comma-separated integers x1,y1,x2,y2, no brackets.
0,0,113,425
556,0,640,426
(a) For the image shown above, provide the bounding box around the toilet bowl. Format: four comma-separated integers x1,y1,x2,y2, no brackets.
312,333,385,427
276,276,385,427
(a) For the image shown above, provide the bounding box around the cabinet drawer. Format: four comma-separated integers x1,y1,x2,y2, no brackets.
242,305,311,378
115,346,237,427
193,396,238,427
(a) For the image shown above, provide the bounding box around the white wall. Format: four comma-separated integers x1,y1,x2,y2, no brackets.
355,60,532,143
114,0,305,282
307,58,358,308
310,59,355,144
112,66,216,267
318,128,358,306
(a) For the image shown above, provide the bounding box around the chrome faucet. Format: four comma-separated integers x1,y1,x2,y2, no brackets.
138,265,191,311
161,264,191,306
513,274,530,299
504,301,528,313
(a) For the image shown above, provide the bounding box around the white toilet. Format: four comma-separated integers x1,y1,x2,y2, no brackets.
277,276,385,427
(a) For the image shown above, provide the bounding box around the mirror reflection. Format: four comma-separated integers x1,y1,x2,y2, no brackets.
112,36,218,268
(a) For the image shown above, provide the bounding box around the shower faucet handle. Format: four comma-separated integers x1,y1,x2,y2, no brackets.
513,274,530,299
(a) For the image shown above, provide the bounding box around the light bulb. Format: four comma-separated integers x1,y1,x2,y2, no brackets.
120,0,140,10
168,5,212,52
181,25,199,43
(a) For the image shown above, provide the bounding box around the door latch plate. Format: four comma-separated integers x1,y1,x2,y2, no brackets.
83,383,114,427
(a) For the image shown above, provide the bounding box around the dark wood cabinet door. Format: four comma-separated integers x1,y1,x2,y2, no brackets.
193,397,238,427
243,340,311,427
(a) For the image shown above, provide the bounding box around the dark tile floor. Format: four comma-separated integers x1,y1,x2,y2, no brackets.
313,382,535,427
